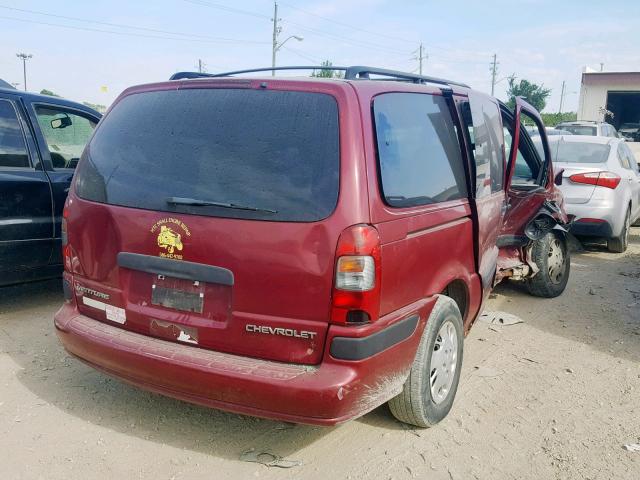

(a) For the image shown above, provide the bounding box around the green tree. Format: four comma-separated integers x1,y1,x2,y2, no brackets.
83,101,107,113
540,112,577,127
311,60,344,79
506,78,551,112
40,89,59,97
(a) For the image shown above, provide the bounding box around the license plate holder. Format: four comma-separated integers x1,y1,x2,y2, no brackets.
151,275,204,313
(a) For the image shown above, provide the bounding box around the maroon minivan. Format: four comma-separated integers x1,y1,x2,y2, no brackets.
55,66,570,427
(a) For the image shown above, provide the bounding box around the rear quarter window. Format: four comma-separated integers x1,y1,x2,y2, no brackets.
373,93,467,207
75,88,339,222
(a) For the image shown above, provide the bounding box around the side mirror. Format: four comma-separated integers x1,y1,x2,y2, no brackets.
554,169,564,186
51,116,72,129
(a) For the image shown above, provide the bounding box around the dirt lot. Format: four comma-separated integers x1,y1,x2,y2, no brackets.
1,231,639,480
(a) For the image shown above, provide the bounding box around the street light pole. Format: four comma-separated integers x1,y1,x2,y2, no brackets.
16,53,32,91
270,2,303,76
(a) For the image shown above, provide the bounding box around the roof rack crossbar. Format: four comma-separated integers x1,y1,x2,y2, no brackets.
170,66,347,81
170,65,469,88
344,66,469,88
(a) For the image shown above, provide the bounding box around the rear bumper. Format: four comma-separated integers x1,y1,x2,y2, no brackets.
570,220,613,238
54,300,432,425
565,201,620,238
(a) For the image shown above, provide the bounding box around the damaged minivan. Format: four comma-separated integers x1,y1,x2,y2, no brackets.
54,66,569,428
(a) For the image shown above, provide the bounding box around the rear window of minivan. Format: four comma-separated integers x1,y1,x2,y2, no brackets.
75,88,339,222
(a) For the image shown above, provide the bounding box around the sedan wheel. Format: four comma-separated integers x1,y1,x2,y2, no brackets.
608,209,630,253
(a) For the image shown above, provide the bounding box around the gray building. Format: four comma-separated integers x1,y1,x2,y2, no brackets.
578,71,640,128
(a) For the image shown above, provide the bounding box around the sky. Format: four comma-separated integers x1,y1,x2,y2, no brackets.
1,0,639,112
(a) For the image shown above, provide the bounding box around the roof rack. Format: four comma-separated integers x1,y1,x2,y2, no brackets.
344,66,469,88
169,65,469,88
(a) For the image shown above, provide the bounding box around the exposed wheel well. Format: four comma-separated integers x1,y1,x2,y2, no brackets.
441,280,468,322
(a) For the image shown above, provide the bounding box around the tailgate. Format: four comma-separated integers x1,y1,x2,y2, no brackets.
70,201,337,365
66,84,361,366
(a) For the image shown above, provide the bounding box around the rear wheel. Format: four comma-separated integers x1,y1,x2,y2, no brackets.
608,208,630,253
388,296,463,428
526,232,570,298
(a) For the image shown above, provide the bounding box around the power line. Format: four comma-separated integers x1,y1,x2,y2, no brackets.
281,19,409,55
181,0,270,19
0,14,268,44
0,4,268,43
281,46,323,64
426,52,490,65
182,0,474,60
183,0,411,56
278,1,417,45
278,1,470,54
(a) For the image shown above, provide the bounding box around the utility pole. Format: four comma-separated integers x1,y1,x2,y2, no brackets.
600,62,604,72
16,53,32,91
198,59,203,73
416,43,428,75
558,80,566,114
490,53,498,96
271,2,280,76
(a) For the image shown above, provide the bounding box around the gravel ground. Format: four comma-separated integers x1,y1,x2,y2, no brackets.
1,229,639,480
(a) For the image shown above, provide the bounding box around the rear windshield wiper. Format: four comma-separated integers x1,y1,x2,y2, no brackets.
166,197,277,214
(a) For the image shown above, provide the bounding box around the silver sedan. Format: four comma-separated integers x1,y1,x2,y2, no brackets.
548,135,640,252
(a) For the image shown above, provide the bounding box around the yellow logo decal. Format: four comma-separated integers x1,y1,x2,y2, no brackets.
150,218,191,260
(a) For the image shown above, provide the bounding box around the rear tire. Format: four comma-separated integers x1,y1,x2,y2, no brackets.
608,208,631,253
526,232,570,298
388,296,463,428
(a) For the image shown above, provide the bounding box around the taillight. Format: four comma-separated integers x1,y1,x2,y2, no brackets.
331,225,381,325
569,171,621,189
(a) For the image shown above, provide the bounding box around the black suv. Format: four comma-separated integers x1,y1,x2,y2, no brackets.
0,86,101,285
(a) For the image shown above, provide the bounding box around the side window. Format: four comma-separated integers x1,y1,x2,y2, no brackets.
618,143,631,169
35,106,97,169
502,109,545,188
0,100,30,168
503,127,535,184
605,125,615,137
373,93,467,207
463,92,505,198
624,144,640,173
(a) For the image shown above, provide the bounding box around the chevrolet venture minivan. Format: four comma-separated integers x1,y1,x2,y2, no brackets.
55,66,570,427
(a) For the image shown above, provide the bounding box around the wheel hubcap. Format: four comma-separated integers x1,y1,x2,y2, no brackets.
547,237,566,285
429,320,458,405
